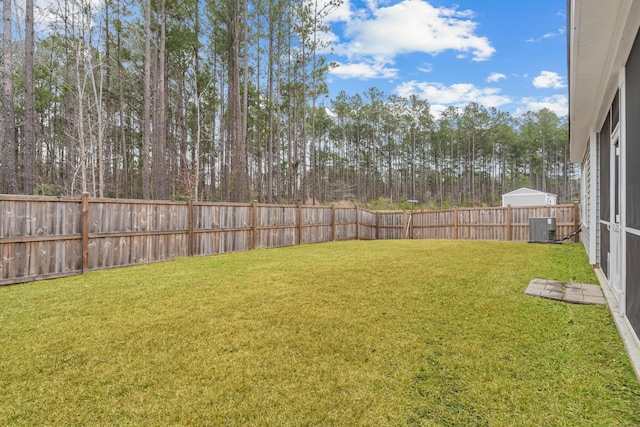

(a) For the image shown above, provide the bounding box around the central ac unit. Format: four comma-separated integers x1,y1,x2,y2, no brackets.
529,217,557,243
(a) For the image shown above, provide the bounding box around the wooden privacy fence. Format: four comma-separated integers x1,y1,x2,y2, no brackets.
0,195,579,285
393,204,579,241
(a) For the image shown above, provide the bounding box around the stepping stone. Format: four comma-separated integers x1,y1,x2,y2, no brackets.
524,279,606,305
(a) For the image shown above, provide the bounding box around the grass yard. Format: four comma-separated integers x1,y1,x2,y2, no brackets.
1,240,639,426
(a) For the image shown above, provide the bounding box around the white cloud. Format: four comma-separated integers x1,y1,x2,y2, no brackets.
543,27,566,39
395,80,511,110
487,72,506,83
333,0,495,64
533,71,566,89
324,0,353,23
330,60,399,79
32,0,104,32
418,63,433,73
516,95,568,116
526,27,566,43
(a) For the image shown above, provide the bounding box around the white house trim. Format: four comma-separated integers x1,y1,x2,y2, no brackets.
589,132,598,265
619,68,627,316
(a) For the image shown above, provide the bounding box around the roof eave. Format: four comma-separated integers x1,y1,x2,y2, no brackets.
568,0,639,162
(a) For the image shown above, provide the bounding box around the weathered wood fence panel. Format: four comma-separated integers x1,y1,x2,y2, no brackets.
335,207,357,241
89,199,190,270
302,206,332,245
377,204,579,242
378,212,405,240
509,205,578,242
0,195,579,285
0,196,83,284
358,209,377,240
412,210,454,240
194,203,253,256
455,207,508,240
254,204,299,249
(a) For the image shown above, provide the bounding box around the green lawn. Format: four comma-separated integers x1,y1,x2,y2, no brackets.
1,240,639,426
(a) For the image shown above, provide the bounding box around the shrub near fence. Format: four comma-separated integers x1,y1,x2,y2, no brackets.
0,194,579,286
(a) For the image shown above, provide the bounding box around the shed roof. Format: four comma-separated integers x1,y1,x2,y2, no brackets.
501,187,557,197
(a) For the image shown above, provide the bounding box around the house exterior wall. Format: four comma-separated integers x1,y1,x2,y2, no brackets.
580,137,598,265
570,0,640,350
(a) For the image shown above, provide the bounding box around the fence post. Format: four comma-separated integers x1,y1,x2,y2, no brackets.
402,211,407,239
297,203,303,245
81,193,89,274
331,204,336,241
252,201,258,249
574,202,580,242
453,207,458,240
355,206,360,240
375,212,380,240
507,205,512,241
188,199,194,256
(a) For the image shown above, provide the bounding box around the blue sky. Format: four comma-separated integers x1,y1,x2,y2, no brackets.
321,0,568,117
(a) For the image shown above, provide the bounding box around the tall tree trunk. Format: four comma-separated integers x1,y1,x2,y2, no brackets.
267,30,274,203
274,9,283,203
142,0,152,199
116,0,128,197
229,0,248,202
87,37,105,198
242,0,250,201
3,0,17,193
103,2,112,197
153,0,168,199
194,6,203,200
74,46,88,195
471,132,475,203
24,0,35,195
194,55,202,201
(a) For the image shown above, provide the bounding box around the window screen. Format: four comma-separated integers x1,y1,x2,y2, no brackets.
626,28,640,230
600,223,610,279
612,90,620,129
626,233,640,338
600,115,610,222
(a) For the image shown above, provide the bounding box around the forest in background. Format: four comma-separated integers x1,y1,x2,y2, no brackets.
1,0,576,208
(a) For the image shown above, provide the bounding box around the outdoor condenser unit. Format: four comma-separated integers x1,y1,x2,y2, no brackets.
529,217,557,243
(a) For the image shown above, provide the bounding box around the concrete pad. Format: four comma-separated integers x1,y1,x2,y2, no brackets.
524,289,543,297
564,288,584,297
563,294,585,303
524,279,606,306
528,279,548,290
581,295,607,305
564,282,583,289
526,284,546,293
582,286,604,295
545,291,564,300
545,282,564,293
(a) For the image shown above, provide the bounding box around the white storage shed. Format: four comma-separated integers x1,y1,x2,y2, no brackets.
501,187,557,207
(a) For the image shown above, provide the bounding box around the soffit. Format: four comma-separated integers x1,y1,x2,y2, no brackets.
569,0,628,161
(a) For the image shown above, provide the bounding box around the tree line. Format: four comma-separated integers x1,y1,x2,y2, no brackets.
1,0,576,207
